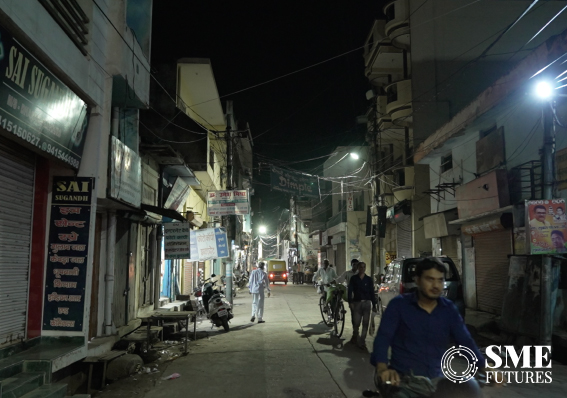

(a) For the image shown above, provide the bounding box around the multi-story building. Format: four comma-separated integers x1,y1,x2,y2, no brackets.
0,0,154,387
363,1,567,333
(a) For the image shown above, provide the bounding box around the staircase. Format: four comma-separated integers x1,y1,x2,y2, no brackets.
0,361,86,398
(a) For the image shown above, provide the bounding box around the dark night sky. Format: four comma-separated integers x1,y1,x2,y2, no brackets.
152,2,382,228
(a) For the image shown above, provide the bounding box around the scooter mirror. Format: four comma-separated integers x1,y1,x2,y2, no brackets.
211,274,217,277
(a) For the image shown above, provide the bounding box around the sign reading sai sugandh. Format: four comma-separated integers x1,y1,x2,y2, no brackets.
207,190,249,216
43,177,93,331
0,23,89,169
164,222,191,260
189,228,229,261
527,199,567,255
270,166,318,198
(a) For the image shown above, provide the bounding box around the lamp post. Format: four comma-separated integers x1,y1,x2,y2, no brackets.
534,81,558,346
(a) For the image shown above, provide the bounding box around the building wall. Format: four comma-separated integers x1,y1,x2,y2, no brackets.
410,0,567,144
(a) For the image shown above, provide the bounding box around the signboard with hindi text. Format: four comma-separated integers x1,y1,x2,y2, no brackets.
189,227,229,261
164,222,191,259
207,190,249,216
43,177,93,331
527,199,567,255
270,166,318,198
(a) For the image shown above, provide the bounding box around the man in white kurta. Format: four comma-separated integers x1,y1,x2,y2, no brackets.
249,262,271,323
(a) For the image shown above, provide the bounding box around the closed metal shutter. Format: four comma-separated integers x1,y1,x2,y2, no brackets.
397,218,412,259
474,229,512,314
0,138,35,346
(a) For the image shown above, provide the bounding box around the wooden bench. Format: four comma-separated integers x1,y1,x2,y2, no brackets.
83,350,127,394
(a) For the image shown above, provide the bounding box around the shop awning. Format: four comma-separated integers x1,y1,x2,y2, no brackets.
141,204,186,222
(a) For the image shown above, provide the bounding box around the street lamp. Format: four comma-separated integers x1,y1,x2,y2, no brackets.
259,225,267,234
535,81,553,99
350,152,360,160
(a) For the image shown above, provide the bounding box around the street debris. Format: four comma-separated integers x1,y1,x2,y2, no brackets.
161,373,181,380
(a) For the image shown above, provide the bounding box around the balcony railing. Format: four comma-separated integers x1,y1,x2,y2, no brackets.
326,211,347,230
384,0,410,49
385,79,412,126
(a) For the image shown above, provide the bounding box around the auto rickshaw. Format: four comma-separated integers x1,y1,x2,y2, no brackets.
266,259,288,284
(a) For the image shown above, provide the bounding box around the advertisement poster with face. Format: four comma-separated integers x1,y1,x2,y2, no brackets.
527,199,567,254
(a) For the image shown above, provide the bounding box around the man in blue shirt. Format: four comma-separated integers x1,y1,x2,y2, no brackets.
371,258,484,396
348,262,377,349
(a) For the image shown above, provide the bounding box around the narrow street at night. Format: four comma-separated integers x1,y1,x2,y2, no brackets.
96,284,567,398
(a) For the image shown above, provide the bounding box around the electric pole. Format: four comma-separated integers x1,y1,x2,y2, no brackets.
540,101,556,346
226,101,234,305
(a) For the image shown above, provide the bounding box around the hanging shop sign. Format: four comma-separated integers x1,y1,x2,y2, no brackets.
527,199,567,255
164,222,191,260
0,23,89,169
270,166,318,198
164,177,191,212
207,189,249,216
347,193,354,211
110,136,142,207
43,177,93,331
189,227,229,261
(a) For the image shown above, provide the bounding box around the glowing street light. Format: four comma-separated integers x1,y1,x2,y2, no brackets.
350,152,360,160
535,81,553,100
259,226,267,234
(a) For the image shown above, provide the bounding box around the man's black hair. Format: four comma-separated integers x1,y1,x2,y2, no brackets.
351,258,360,266
415,258,447,278
552,230,564,240
534,205,546,212
258,262,265,269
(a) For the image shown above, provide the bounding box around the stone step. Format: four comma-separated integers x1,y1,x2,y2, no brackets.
0,372,45,398
20,384,67,398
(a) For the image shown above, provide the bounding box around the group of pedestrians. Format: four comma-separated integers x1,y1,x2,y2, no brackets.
315,258,377,349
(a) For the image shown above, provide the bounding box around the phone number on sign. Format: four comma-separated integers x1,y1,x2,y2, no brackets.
0,115,80,169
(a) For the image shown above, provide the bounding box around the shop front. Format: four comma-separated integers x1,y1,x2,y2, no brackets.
0,21,90,349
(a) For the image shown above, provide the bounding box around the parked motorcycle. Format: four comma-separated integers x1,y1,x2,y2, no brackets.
200,274,233,332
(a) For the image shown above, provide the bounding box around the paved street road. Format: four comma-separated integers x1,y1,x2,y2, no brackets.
98,284,567,398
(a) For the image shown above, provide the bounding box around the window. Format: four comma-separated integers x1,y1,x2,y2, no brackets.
441,154,453,173
385,3,396,22
386,84,398,104
40,0,89,56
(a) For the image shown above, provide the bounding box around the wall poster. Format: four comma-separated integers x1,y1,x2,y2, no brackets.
527,199,567,254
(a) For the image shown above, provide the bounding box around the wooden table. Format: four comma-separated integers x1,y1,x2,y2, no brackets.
141,310,197,355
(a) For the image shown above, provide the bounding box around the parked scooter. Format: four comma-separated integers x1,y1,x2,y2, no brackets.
201,274,233,332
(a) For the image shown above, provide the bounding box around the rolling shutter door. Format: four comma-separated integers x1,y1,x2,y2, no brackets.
397,218,412,259
0,139,35,346
474,229,512,315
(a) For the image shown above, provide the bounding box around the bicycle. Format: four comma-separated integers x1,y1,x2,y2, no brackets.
317,283,347,338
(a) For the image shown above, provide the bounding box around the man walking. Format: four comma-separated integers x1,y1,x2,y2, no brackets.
249,262,271,323
347,262,377,349
297,260,305,284
337,259,360,343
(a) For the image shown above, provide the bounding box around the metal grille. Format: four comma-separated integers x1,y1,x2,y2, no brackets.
397,218,412,258
0,139,35,347
474,230,512,315
39,0,89,56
